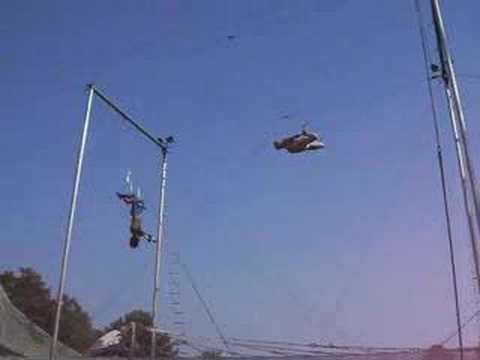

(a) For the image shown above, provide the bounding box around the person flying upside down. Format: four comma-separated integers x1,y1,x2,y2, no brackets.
273,124,325,153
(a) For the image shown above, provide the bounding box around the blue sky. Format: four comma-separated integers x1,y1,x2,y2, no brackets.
2,0,480,349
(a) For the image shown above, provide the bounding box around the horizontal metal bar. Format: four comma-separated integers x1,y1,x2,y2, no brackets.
88,84,165,150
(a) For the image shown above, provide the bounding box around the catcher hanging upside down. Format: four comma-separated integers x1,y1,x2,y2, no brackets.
117,192,154,248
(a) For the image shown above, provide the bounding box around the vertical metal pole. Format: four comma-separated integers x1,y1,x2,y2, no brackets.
151,148,169,359
445,88,480,292
49,85,95,360
431,0,480,292
431,0,480,200
130,321,136,358
413,4,464,354
437,146,464,360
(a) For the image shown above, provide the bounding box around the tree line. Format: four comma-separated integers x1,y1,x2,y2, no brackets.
0,267,176,357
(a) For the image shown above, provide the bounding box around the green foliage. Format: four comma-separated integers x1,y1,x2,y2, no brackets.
105,309,178,359
0,267,97,353
57,294,97,353
0,268,54,332
108,309,153,330
0,267,177,357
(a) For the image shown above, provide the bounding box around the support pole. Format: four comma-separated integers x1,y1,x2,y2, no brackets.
412,2,464,355
130,321,136,358
445,87,480,292
49,85,95,360
437,146,464,360
431,0,480,293
151,148,169,359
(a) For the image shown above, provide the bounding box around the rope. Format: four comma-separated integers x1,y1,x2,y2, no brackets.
458,74,480,81
441,309,480,346
413,0,464,356
228,336,420,353
171,333,423,357
181,263,231,353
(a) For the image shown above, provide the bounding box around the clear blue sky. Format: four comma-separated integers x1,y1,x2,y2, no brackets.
2,0,480,348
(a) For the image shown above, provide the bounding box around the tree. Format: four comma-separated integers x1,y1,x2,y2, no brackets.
57,294,98,353
0,267,97,353
0,267,54,332
101,309,178,358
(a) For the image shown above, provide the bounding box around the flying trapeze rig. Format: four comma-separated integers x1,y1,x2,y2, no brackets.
113,120,324,251
49,0,480,358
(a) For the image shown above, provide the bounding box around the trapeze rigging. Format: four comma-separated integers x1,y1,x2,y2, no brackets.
115,122,324,249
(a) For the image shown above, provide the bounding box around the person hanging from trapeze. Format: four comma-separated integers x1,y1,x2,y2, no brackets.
117,171,155,248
